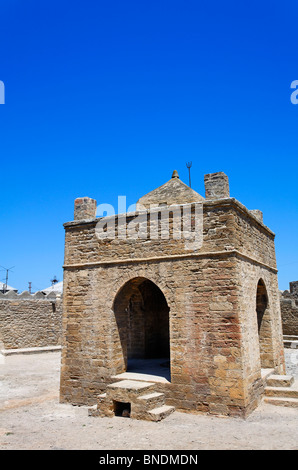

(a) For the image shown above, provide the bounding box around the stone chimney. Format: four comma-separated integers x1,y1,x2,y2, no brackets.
250,210,263,223
204,172,230,200
74,197,97,221
290,281,298,299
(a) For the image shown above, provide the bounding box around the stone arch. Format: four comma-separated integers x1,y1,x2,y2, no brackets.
256,278,273,368
113,276,170,374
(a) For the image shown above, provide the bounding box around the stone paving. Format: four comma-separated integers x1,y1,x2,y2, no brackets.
0,349,298,450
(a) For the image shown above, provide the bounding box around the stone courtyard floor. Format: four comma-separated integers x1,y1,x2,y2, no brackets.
0,349,298,450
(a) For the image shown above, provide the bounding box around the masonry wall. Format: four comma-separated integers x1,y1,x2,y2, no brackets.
231,201,277,268
0,293,62,349
280,285,298,336
60,198,285,417
63,199,277,267
60,256,245,415
237,261,285,413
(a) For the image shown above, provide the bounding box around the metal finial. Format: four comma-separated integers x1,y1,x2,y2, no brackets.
51,276,59,286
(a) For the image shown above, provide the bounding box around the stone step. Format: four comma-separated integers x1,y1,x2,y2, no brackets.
88,394,108,417
265,381,298,399
112,372,169,384
90,380,175,421
106,380,155,400
266,374,294,388
147,404,175,422
137,392,165,409
97,392,108,402
88,404,100,417
261,368,275,382
284,340,298,349
284,335,298,341
264,396,298,408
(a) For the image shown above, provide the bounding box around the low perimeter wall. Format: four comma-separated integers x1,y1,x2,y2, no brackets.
0,290,62,350
280,282,298,336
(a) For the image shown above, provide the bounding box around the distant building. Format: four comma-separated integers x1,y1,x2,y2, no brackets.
42,281,63,295
0,283,18,294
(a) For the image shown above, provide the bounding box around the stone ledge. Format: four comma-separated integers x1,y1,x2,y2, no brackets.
263,396,298,408
63,249,278,273
1,345,61,356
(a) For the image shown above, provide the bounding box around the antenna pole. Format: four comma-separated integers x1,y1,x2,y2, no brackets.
5,270,8,291
186,161,192,188
0,265,15,293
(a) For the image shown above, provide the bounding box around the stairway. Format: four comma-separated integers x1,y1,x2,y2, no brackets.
89,379,175,421
283,335,298,349
263,373,298,408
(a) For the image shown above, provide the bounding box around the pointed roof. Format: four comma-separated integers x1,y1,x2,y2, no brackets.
136,170,204,210
0,283,18,293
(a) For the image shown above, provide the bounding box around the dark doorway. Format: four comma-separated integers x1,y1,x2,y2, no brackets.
256,279,268,333
113,277,170,378
256,279,273,368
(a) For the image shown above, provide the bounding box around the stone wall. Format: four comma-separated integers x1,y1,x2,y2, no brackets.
60,193,285,417
280,282,298,336
63,198,276,268
290,281,298,299
0,291,62,349
237,261,285,413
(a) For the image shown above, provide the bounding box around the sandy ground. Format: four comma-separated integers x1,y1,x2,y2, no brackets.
0,349,298,450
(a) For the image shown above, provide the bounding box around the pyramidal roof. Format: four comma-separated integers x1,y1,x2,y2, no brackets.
42,281,63,294
136,170,204,210
0,283,18,293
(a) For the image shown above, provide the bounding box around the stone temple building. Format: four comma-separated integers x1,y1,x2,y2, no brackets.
60,171,286,419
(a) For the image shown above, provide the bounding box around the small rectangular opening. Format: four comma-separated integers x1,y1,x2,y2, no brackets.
113,401,131,418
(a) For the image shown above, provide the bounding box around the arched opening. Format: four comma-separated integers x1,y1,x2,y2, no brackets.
256,279,268,333
113,277,170,380
256,279,273,368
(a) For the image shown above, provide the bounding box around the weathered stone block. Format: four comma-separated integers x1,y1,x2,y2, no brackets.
204,172,230,200
74,197,97,220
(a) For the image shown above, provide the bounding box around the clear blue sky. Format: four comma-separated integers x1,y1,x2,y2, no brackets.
0,0,297,292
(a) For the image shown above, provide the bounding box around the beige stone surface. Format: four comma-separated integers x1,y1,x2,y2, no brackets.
136,172,204,210
0,296,62,349
280,283,298,336
1,351,298,450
